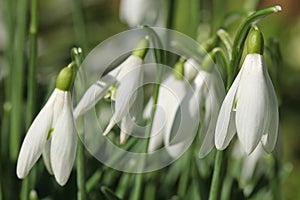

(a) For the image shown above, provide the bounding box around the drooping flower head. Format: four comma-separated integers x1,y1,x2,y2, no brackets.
215,27,279,155
17,63,78,186
163,57,225,158
74,37,149,143
147,57,198,154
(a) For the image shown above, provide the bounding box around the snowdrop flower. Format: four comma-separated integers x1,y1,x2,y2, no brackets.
215,28,279,155
120,0,166,27
147,58,198,153
17,64,77,186
165,57,225,158
232,141,265,184
74,37,149,143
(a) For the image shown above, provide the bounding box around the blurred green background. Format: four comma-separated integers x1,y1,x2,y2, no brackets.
0,0,300,199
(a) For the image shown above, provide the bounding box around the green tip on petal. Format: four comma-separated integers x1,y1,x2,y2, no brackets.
132,36,150,59
56,64,75,91
201,54,214,72
173,57,186,80
247,27,264,55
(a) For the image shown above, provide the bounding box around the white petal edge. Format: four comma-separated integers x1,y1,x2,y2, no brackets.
120,114,134,144
51,92,78,186
199,76,221,158
162,78,188,149
166,81,200,158
74,74,117,118
16,90,57,179
236,54,268,154
103,63,142,135
261,58,279,152
42,139,53,175
215,66,242,150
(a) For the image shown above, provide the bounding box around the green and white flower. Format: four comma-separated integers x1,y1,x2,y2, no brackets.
165,58,225,158
147,58,198,154
74,37,149,142
215,28,279,154
17,65,77,186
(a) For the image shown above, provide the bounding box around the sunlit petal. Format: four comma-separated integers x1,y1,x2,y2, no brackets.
104,62,142,135
120,114,134,144
42,139,53,175
215,68,242,150
236,54,268,154
51,92,78,186
166,81,200,158
16,90,57,178
74,74,117,118
261,58,279,152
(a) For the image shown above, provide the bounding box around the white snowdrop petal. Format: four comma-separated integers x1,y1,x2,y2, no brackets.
42,139,53,175
241,144,264,182
184,58,200,82
261,59,279,152
74,74,117,118
120,114,134,144
116,55,143,81
16,90,57,178
113,65,142,124
236,54,268,154
166,82,200,158
162,77,188,148
148,106,165,152
52,89,65,125
51,92,78,186
120,0,161,27
215,68,242,150
199,86,219,158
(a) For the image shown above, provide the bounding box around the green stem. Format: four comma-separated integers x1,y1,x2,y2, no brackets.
21,1,39,198
72,0,88,54
10,0,28,161
166,0,175,29
131,27,165,200
217,29,233,57
229,5,282,86
77,139,87,200
72,48,87,200
208,151,223,200
177,149,192,197
86,169,102,193
26,0,38,128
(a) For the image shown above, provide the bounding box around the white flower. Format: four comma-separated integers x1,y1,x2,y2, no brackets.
165,59,225,158
119,0,166,27
147,59,198,154
215,54,279,154
16,88,77,186
75,37,149,143
74,55,144,135
147,73,188,152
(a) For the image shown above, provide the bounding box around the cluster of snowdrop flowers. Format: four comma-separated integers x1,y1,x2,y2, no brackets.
17,27,280,187
147,56,226,158
17,63,78,186
74,37,149,144
146,57,198,154
215,28,279,155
